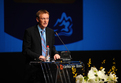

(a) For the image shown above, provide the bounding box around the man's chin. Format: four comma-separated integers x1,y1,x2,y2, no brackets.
40,25,47,29
43,25,48,28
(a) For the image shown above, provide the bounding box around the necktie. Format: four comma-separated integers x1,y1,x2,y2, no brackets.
41,31,46,57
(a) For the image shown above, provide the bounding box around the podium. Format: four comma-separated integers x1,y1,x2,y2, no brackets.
30,61,84,83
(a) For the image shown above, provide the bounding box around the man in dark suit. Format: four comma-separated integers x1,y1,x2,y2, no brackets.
23,9,60,62
22,10,60,83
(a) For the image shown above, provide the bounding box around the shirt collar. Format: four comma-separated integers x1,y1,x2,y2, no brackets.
37,25,46,32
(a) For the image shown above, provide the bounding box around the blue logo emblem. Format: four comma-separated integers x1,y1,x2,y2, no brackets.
54,12,73,36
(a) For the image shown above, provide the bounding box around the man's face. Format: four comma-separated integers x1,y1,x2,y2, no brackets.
36,13,49,29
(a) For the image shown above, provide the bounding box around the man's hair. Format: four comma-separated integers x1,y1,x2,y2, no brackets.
36,10,49,18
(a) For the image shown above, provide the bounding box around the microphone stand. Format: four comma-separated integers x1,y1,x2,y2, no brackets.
55,32,69,52
55,32,72,61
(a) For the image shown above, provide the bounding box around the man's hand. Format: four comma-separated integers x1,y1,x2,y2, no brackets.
39,55,46,62
54,54,60,60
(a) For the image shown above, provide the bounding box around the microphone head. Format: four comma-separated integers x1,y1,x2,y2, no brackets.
54,32,58,36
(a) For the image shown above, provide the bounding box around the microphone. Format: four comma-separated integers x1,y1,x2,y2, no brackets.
54,32,72,61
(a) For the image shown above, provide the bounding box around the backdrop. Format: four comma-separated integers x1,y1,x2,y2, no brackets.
0,0,121,52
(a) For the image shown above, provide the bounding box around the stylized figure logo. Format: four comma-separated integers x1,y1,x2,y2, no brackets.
54,12,73,36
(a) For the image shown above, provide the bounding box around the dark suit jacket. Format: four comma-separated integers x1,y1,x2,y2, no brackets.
22,25,58,63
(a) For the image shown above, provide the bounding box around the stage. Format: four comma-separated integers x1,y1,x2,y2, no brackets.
1,51,120,83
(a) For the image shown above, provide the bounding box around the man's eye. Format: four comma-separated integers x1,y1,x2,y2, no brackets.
40,18,49,20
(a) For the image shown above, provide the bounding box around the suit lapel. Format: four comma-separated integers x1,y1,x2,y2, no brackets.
34,25,41,42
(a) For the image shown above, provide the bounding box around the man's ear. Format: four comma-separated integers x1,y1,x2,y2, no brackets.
36,17,39,22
